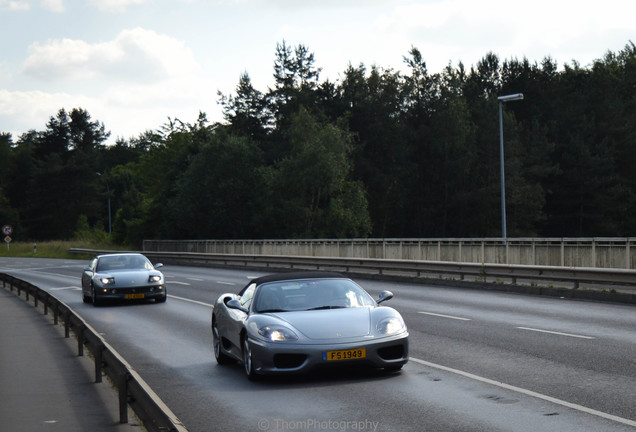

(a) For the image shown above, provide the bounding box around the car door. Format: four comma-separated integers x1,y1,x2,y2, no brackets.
225,283,256,351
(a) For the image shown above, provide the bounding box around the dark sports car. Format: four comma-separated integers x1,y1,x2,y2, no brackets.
211,272,409,379
81,253,166,305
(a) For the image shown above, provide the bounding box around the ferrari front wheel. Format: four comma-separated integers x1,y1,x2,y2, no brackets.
242,338,260,381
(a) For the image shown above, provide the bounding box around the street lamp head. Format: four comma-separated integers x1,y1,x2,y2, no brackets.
498,93,524,102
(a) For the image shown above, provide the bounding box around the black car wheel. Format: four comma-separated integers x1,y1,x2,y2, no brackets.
91,284,101,306
212,318,232,365
82,287,91,303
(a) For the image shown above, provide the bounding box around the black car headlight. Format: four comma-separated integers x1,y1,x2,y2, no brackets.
99,277,115,285
258,325,298,342
377,317,405,335
148,275,162,283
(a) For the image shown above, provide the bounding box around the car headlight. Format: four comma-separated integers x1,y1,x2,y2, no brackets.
99,277,115,285
258,325,298,342
148,275,162,283
377,317,405,335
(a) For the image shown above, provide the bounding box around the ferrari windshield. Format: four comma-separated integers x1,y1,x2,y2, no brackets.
253,278,376,313
97,254,152,272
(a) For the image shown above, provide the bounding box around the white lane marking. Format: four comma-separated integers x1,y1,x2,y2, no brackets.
217,281,236,285
167,294,213,308
410,357,636,428
187,278,204,281
418,311,471,321
50,286,81,291
516,327,595,340
168,281,191,286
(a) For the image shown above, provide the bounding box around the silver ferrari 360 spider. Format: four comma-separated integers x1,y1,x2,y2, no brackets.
211,272,409,379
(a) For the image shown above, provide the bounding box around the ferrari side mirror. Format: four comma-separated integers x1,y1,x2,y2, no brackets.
376,290,394,304
227,299,249,314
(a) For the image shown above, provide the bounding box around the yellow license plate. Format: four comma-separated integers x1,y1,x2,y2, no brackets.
323,348,366,361
125,293,145,299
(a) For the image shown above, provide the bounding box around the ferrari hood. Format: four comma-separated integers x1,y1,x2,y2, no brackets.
274,307,371,340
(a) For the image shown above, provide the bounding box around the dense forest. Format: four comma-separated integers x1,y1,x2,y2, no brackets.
1,41,635,246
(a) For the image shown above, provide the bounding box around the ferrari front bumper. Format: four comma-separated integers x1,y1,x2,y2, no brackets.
247,332,409,375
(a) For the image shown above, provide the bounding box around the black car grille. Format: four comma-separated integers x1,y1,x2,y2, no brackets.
111,286,162,294
273,354,307,369
377,344,405,360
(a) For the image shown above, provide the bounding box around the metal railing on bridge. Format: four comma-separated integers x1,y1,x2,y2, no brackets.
69,248,636,304
142,238,636,270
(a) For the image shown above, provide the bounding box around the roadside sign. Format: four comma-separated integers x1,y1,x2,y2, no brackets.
4,236,10,243
2,225,12,236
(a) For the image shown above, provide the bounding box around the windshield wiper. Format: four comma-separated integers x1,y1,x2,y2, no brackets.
306,305,346,311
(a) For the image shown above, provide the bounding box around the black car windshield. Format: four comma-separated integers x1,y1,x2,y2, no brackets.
253,278,376,313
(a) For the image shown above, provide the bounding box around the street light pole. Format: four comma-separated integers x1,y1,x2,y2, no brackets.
497,93,524,242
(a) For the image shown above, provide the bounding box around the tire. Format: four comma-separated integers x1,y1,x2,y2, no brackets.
242,337,260,381
91,284,101,306
212,317,232,365
82,287,91,303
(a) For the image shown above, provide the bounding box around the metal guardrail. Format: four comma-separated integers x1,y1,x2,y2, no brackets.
70,248,636,304
0,273,188,432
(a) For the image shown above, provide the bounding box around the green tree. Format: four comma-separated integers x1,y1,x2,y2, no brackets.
219,72,271,141
339,64,412,237
18,108,110,239
166,130,265,239
264,108,371,237
0,134,19,231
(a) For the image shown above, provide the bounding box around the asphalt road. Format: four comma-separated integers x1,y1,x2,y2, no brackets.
1,257,635,432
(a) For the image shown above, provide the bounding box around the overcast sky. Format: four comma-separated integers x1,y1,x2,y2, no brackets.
1,0,634,143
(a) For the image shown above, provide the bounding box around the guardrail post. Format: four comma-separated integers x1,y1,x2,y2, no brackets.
64,313,70,338
95,345,104,383
77,325,85,356
43,293,48,315
119,372,130,424
34,288,38,308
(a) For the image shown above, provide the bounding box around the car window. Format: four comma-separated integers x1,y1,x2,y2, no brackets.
129,255,150,269
239,283,256,309
97,256,114,272
96,255,151,271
